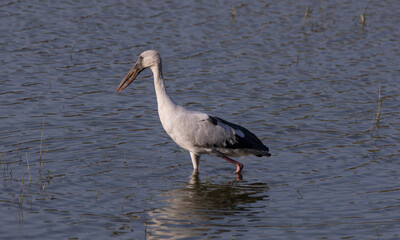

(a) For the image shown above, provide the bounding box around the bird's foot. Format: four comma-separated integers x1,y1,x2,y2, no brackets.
234,162,244,174
192,168,199,175
222,156,244,174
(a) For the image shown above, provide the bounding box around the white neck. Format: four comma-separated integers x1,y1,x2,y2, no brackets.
150,64,177,114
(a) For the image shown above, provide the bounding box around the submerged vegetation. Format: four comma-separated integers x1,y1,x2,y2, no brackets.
302,2,370,33
1,119,50,226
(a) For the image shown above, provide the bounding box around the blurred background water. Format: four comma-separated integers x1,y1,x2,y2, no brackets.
1,0,399,239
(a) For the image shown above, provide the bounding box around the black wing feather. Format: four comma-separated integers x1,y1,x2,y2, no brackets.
207,115,270,156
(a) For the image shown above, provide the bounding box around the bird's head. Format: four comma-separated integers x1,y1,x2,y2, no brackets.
116,50,161,91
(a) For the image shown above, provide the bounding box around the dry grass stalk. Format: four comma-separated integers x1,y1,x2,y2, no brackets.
360,3,369,27
39,119,46,173
231,2,236,20
39,120,45,162
26,152,31,184
303,6,310,27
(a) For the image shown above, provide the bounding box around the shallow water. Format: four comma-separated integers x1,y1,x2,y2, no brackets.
1,0,400,239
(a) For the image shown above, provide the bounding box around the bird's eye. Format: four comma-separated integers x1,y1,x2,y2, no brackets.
139,56,143,61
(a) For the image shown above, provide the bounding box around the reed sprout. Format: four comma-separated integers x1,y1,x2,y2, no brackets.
371,81,383,136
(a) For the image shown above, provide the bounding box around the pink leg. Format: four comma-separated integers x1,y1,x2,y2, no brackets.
222,156,244,173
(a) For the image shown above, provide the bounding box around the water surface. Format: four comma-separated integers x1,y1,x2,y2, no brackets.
1,0,400,239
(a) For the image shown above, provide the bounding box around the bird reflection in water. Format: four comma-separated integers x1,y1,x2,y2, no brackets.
145,172,269,239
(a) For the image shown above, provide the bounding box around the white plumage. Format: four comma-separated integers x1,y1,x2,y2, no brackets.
116,50,270,174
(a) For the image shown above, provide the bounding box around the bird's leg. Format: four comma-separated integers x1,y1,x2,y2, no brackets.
235,172,243,181
222,156,244,173
190,152,200,172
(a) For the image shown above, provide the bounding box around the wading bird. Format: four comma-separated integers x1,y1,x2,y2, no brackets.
116,50,270,174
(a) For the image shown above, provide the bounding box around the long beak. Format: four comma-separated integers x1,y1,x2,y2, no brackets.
116,63,143,92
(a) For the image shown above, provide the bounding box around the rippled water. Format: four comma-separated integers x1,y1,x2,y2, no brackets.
1,0,400,239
